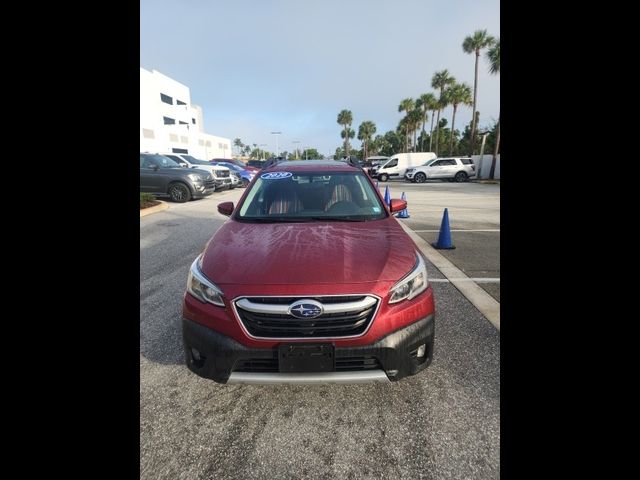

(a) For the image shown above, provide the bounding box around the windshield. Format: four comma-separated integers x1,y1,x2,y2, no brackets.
141,154,182,168
423,159,436,166
219,162,241,171
237,171,387,222
182,155,209,165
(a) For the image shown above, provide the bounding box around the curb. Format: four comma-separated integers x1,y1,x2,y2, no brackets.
140,201,169,218
398,222,500,331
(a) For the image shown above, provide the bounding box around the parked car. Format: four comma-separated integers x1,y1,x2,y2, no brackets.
182,159,435,384
370,152,436,182
213,158,260,173
210,161,256,187
362,155,389,168
164,153,233,191
246,159,268,169
140,153,215,202
405,157,476,183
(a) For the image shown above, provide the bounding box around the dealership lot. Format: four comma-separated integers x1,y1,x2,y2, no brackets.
140,182,500,479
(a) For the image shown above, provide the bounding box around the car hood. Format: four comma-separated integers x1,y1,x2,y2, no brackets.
200,218,418,285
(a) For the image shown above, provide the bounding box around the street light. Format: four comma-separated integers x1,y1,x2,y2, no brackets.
292,140,301,159
271,131,282,157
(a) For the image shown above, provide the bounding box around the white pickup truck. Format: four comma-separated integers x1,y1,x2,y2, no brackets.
163,154,234,191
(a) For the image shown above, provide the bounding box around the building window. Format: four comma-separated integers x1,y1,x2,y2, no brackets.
177,100,186,105
192,118,196,124
198,139,205,146
218,143,223,148
179,121,188,125
206,140,212,147
180,136,188,144
163,116,176,125
160,93,173,105
172,148,188,154
142,128,155,139
169,133,179,142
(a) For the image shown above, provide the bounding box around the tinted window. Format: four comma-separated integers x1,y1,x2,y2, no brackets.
176,100,186,105
443,159,457,166
140,154,181,169
460,158,473,165
164,154,183,163
171,148,188,154
430,160,444,166
163,116,176,125
384,159,398,168
160,93,173,104
237,172,386,222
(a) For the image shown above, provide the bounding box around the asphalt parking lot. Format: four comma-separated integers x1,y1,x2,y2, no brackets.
140,181,500,479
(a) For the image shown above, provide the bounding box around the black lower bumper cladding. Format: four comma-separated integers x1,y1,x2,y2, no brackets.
182,315,435,384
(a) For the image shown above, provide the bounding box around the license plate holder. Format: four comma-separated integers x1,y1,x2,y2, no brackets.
278,344,335,373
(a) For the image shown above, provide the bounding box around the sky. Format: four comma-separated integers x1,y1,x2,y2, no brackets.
141,0,500,157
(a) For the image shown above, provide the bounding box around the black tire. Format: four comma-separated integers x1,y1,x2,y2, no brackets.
168,182,192,202
454,171,468,183
447,178,455,182
379,173,389,182
414,172,426,183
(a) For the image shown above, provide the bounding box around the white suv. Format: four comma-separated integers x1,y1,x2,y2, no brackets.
163,154,234,191
405,157,476,183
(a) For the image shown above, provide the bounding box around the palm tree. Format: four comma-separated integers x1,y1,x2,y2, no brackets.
431,70,455,156
407,109,423,152
463,29,496,155
398,98,414,152
443,82,473,155
486,39,500,178
357,121,377,160
337,110,354,156
416,93,436,151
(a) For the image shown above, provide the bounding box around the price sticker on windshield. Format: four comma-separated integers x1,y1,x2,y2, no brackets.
260,172,293,180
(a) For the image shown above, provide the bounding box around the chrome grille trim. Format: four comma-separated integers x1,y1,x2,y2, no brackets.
235,296,377,315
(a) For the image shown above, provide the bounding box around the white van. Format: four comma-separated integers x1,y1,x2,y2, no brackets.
372,152,437,182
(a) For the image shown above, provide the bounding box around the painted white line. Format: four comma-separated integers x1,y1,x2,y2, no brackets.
398,222,500,331
412,229,500,233
430,278,500,283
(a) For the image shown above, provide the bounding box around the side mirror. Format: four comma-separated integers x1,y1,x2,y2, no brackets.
152,165,159,171
389,199,407,213
217,201,234,216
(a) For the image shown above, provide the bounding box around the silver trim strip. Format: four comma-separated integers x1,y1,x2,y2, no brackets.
227,370,390,385
235,296,377,315
231,294,382,341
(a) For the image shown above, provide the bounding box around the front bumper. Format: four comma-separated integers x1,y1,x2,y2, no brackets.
192,185,215,198
182,314,434,384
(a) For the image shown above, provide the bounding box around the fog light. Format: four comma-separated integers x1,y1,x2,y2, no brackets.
191,348,201,361
416,344,426,358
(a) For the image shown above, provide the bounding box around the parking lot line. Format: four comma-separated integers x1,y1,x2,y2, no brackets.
398,222,500,331
430,278,500,283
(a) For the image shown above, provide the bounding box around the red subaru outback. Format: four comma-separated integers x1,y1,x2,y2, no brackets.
182,159,435,384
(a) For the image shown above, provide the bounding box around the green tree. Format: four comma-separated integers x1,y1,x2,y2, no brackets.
407,109,423,152
463,29,496,155
357,121,377,160
302,148,322,159
337,110,354,156
486,39,500,178
398,98,414,152
443,82,473,155
431,70,455,156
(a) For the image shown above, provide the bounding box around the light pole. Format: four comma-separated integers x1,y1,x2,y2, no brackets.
476,131,490,179
271,131,282,157
292,140,301,159
259,144,267,160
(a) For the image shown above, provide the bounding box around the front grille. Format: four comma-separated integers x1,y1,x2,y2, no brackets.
232,355,380,373
235,296,378,338
204,180,216,188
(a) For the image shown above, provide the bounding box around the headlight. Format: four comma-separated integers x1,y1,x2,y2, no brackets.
388,253,429,304
188,173,204,182
406,168,414,173
187,255,225,306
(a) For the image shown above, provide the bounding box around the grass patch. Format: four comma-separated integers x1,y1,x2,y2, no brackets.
140,193,160,210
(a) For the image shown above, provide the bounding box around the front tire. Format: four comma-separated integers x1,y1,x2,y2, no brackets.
168,182,192,202
379,173,389,182
414,172,426,183
454,171,468,183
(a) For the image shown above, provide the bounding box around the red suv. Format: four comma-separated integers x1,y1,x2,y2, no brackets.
182,159,435,384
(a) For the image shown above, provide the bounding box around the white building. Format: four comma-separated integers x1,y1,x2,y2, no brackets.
140,68,231,159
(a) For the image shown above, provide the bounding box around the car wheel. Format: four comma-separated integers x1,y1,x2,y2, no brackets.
454,171,467,183
414,172,426,183
168,182,192,203
379,173,389,182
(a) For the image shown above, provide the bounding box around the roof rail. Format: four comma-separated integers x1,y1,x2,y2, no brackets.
339,156,364,170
